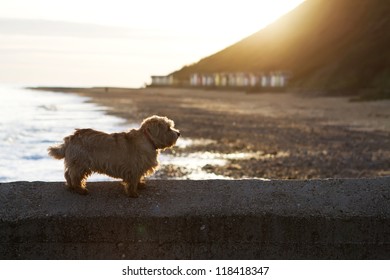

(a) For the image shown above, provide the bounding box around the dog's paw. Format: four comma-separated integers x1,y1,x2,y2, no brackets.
69,187,89,195
137,182,146,189
127,191,139,198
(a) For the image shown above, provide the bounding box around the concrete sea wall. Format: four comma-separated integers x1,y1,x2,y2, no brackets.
0,177,389,259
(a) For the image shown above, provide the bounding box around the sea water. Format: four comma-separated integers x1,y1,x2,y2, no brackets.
0,86,131,182
0,85,232,182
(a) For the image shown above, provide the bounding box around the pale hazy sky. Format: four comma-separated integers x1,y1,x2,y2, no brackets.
1,0,304,38
0,0,305,87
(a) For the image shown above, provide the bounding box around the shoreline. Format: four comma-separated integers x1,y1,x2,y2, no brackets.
32,86,390,179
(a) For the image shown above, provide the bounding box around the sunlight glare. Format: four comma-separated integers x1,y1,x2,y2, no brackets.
1,0,305,41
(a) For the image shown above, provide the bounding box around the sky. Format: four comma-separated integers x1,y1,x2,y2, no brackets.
0,0,305,87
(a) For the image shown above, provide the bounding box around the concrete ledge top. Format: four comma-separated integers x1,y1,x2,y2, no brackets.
1,177,389,222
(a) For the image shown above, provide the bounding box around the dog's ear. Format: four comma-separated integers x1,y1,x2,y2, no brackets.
141,115,169,136
144,120,161,137
146,126,158,136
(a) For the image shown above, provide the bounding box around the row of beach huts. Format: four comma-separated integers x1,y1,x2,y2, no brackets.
150,71,290,88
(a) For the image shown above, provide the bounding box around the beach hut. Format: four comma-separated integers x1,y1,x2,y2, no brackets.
261,74,270,87
220,73,228,86
190,73,200,86
228,73,236,87
151,75,174,86
249,73,258,87
200,74,213,86
188,71,289,88
214,73,221,86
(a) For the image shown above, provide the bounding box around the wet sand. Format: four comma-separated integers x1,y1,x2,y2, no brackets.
38,87,390,179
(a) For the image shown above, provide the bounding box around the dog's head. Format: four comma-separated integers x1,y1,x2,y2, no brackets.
140,115,180,150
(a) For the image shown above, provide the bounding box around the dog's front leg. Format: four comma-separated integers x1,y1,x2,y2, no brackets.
123,177,139,198
137,176,146,189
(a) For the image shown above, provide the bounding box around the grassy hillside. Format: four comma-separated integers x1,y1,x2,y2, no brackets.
171,0,390,93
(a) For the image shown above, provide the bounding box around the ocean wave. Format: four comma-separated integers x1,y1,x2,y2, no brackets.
0,86,127,182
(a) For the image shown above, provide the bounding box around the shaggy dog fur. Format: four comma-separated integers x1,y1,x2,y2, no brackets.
48,115,180,197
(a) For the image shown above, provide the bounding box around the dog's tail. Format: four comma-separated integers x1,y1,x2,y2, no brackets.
48,143,66,160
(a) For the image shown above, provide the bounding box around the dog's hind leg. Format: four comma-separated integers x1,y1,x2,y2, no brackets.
123,175,140,198
137,176,146,189
66,164,90,195
71,175,89,195
64,169,72,187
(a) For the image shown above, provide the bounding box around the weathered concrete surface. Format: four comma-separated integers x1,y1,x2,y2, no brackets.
0,177,389,259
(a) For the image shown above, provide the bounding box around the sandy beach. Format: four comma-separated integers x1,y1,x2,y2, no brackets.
38,87,390,179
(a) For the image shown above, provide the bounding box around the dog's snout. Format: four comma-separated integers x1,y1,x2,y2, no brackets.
172,128,180,137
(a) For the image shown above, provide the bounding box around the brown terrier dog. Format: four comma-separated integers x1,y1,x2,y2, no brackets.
48,115,180,197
